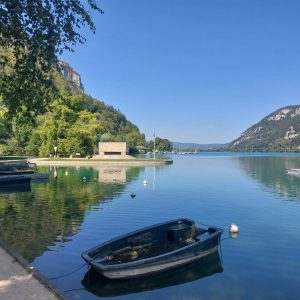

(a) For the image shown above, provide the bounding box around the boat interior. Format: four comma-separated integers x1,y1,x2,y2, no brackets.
96,221,219,265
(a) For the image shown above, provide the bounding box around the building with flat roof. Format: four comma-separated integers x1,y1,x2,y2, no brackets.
98,142,130,158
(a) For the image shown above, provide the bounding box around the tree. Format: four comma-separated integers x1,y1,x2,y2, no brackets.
123,132,146,153
0,0,103,116
148,137,173,152
0,107,10,144
1,93,147,157
100,133,112,142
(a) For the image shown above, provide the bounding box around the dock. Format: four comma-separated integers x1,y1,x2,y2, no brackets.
0,240,67,300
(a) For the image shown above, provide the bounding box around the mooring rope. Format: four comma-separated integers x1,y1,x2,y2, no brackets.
197,222,228,232
49,262,88,280
63,287,86,293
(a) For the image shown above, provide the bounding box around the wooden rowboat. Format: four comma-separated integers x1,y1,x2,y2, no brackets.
81,218,222,279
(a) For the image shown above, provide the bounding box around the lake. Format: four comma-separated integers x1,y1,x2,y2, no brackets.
1,153,300,299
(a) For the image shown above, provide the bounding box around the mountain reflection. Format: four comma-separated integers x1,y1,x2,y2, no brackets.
237,156,300,199
82,250,223,297
0,166,143,262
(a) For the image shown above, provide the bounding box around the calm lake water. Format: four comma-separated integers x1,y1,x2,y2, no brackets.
1,153,300,299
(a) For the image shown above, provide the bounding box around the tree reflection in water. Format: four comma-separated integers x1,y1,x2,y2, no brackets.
0,166,143,262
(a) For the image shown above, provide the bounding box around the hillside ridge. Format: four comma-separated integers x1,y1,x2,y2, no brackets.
229,105,300,151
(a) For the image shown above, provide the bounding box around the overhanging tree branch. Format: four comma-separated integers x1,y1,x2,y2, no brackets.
0,0,103,116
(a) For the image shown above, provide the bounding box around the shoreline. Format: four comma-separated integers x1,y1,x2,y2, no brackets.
0,239,67,300
29,158,173,167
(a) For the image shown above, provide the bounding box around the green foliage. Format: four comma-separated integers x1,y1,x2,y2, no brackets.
0,108,11,143
0,2,160,158
100,133,112,142
123,132,146,153
0,94,146,157
0,0,103,115
1,107,35,154
148,137,173,152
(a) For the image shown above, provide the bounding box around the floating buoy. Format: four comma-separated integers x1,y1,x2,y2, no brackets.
82,176,86,181
229,223,239,233
65,171,69,175
143,180,147,185
130,192,136,198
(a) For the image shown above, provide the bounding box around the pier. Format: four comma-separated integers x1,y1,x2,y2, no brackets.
0,240,66,300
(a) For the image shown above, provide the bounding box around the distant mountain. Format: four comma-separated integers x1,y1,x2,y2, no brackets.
229,105,300,151
172,142,227,151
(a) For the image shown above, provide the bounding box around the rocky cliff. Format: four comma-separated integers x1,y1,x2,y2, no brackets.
58,61,84,93
229,105,300,151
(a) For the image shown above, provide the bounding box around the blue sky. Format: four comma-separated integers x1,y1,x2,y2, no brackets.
61,0,300,143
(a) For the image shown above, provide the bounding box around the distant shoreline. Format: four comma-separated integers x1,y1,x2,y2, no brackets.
29,158,173,167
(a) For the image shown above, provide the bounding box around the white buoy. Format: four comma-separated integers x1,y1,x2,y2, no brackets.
229,223,239,233
65,171,69,175
82,176,86,181
143,180,148,185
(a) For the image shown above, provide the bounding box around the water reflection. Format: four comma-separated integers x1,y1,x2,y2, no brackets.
82,250,223,298
0,166,144,262
97,168,127,183
237,156,300,199
0,182,31,193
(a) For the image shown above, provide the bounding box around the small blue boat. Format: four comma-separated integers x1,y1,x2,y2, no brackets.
82,218,222,279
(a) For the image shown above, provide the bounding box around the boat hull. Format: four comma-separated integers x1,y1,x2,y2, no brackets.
82,218,222,279
101,246,219,279
0,175,31,184
82,250,223,297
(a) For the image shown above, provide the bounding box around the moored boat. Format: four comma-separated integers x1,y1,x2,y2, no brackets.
0,169,34,175
82,250,223,297
81,218,222,279
0,175,31,184
0,160,35,175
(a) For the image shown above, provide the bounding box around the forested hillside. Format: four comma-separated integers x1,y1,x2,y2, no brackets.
0,67,146,157
229,105,300,151
0,2,151,157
